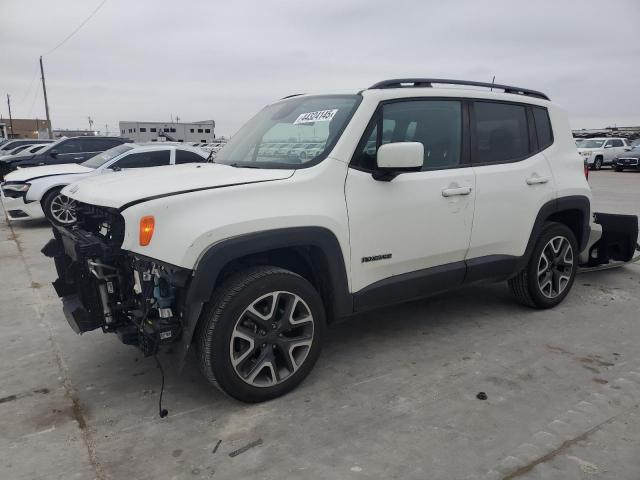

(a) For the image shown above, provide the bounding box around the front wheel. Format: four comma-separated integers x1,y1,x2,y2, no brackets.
593,157,603,170
42,187,77,226
614,166,624,172
196,266,326,402
509,222,578,309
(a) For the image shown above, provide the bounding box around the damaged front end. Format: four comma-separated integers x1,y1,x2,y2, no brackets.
42,202,190,356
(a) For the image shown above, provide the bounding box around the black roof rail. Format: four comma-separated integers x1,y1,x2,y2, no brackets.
368,78,550,101
280,93,304,99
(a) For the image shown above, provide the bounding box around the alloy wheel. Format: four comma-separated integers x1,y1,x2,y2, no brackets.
537,236,574,298
50,193,77,224
230,291,314,387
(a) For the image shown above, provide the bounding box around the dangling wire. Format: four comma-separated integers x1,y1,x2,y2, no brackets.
155,353,168,418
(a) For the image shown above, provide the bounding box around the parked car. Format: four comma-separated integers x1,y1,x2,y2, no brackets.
43,78,638,403
0,139,54,157
14,144,48,156
1,144,208,225
1,144,40,157
578,137,631,170
0,136,131,179
613,145,640,171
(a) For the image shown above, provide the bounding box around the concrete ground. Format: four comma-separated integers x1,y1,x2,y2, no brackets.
1,170,639,480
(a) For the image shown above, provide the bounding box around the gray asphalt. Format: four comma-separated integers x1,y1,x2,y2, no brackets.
1,169,639,480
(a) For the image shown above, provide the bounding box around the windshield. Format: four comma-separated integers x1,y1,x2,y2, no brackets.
82,144,134,168
215,94,361,168
581,139,606,148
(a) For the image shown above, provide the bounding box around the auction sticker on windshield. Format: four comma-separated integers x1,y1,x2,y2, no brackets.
293,109,338,124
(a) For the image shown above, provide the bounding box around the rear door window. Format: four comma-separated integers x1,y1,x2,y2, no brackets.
473,102,530,163
113,150,171,169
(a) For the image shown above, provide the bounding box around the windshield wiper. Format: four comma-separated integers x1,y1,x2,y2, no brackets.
227,162,261,169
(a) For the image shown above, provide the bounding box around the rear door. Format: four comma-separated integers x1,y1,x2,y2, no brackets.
465,101,556,280
345,98,475,308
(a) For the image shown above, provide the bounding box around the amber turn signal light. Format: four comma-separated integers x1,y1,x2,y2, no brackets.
139,216,155,246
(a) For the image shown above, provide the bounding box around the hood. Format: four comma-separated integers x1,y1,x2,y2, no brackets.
4,163,92,182
577,148,601,153
62,163,294,209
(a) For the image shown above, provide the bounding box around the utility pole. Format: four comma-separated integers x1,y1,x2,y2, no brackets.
6,94,14,138
39,56,52,138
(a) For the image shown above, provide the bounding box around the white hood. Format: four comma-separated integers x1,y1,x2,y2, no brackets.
62,163,294,209
577,147,601,153
4,163,93,182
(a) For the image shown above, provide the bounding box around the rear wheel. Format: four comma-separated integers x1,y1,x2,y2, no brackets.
196,266,325,402
509,222,578,309
42,187,77,226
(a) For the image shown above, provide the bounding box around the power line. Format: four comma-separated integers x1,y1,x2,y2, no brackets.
42,0,108,56
16,66,40,104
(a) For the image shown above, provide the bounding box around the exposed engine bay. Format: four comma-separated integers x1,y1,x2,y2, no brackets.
42,202,189,356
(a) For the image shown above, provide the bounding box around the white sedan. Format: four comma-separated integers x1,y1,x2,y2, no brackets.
1,143,208,225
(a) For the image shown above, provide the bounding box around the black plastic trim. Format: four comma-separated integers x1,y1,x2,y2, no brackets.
464,255,519,284
515,195,591,272
353,261,466,312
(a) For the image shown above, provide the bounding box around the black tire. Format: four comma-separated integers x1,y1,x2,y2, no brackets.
593,157,603,170
508,222,578,309
196,266,326,402
42,187,77,226
614,166,624,172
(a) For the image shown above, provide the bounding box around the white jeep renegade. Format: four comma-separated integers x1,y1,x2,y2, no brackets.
43,78,638,403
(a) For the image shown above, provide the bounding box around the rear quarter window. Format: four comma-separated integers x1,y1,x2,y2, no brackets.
532,107,553,150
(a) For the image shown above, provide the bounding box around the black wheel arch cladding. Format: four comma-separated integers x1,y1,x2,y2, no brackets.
175,227,351,370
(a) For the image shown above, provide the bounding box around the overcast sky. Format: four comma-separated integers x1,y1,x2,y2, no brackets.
1,0,639,136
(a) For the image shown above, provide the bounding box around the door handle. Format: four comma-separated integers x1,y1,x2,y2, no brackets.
442,186,472,197
526,176,550,185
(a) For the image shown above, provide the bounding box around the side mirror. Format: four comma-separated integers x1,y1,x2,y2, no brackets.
373,142,424,181
604,144,613,149
110,165,121,172
49,149,58,157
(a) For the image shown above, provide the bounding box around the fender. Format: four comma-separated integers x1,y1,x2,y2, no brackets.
514,195,591,273
176,226,352,369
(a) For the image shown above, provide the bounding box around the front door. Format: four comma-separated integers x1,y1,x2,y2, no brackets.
345,99,475,310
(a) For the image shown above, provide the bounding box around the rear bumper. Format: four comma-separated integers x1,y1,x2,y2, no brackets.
584,212,639,266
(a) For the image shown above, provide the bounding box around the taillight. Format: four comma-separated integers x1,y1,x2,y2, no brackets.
584,162,589,181
139,216,155,246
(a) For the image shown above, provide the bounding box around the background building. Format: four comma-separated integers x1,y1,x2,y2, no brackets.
0,117,51,139
118,120,215,143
